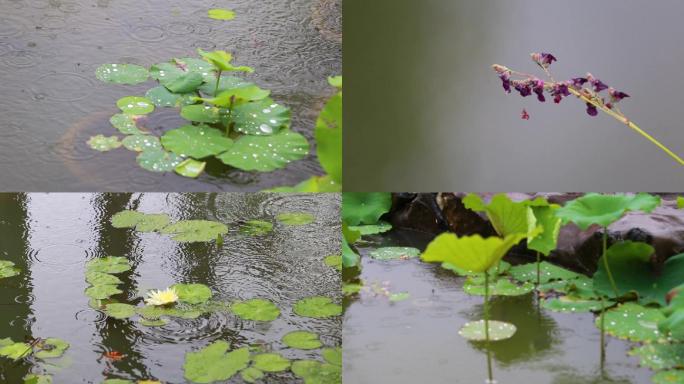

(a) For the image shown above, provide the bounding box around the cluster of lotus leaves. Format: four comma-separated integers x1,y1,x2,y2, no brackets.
111,210,228,243
555,193,660,229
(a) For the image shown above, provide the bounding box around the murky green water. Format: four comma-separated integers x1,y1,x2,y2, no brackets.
0,0,340,191
343,229,655,384
0,192,341,383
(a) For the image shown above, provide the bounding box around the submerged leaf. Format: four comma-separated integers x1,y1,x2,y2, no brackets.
183,342,250,383
96,64,149,85
231,299,280,321
161,125,232,158
276,212,315,225
368,247,420,261
217,130,309,172
117,96,155,115
293,297,342,318
87,135,122,152
161,220,228,242
459,320,517,341
282,331,322,350
239,220,273,236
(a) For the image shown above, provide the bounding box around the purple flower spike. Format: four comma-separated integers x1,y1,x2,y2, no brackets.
571,77,588,88
531,52,557,68
514,82,532,97
592,79,609,92
499,72,511,93
609,88,629,102
586,103,598,116
533,79,545,102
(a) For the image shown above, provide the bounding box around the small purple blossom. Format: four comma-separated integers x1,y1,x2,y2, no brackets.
551,83,570,104
499,72,511,93
609,88,629,102
531,52,557,68
587,73,609,92
570,77,588,88
514,81,532,97
532,79,545,102
586,103,598,116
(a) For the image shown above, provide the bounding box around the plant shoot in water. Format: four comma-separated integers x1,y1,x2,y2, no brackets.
493,52,684,166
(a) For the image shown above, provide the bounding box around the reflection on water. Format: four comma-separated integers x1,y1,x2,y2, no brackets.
0,0,341,191
343,229,653,384
0,192,341,382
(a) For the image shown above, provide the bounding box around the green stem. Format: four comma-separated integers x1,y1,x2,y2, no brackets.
214,69,222,96
536,251,541,289
225,95,235,137
600,296,606,368
484,271,493,383
601,227,619,298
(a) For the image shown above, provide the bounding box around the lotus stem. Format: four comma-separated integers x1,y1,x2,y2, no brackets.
225,95,236,137
599,296,606,368
214,69,222,96
601,228,619,298
536,251,541,289
484,270,493,383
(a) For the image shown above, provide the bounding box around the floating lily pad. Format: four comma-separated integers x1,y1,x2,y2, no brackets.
85,284,123,300
0,342,32,359
161,220,228,242
165,72,204,94
652,370,684,384
629,343,684,370
252,353,291,372
542,296,614,313
85,271,122,286
231,99,290,136
217,130,309,172
136,149,183,172
348,221,392,235
240,367,264,383
122,135,161,152
442,261,511,277
368,247,420,261
389,292,410,302
342,193,392,226
509,261,582,284
151,58,215,84
183,342,250,383
117,96,155,115
136,213,170,232
0,260,20,279
95,64,149,85
459,320,517,341
239,220,273,236
324,255,342,270
463,278,534,296
139,318,167,327
23,374,53,384
110,114,147,135
556,193,660,229
86,257,131,274
293,297,342,318
276,212,315,225
104,303,137,319
291,360,342,384
175,159,206,178
161,125,232,158
231,299,280,321
596,303,665,342
172,283,212,305
342,284,362,295
180,105,221,123
322,347,342,366
87,135,122,152
282,331,322,350
145,86,194,108
208,8,235,20
111,210,145,228
35,338,69,359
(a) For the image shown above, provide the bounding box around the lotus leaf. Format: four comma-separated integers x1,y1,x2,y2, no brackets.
175,159,206,178
165,72,204,94
342,193,392,226
389,292,410,302
87,135,122,152
231,298,280,321
180,105,221,123
122,135,161,152
145,86,195,108
660,284,684,340
95,64,149,85
139,318,167,327
509,261,582,284
291,360,341,384
240,367,264,383
137,149,183,172
230,99,290,136
629,343,684,370
0,342,31,359
594,242,684,305
86,272,122,286
342,237,360,270
652,370,684,384
565,275,598,299
368,246,420,261
252,353,291,372
0,260,20,279
103,303,137,319
555,193,660,229
86,256,131,274
542,296,614,313
207,8,235,20
202,86,271,106
135,213,170,232
459,320,517,341
172,283,212,305
463,278,534,296
161,220,228,242
266,176,341,193
322,347,342,366
239,220,273,235
183,342,250,383
0,338,12,347
596,303,665,342
463,193,532,237
324,255,342,270
282,331,322,350
111,210,145,228
161,125,232,158
85,284,123,300
217,130,309,172
150,58,215,85
117,96,154,115
34,338,69,359
328,76,342,89
276,212,315,225
313,90,343,182
421,233,528,273
197,49,253,73
293,297,342,318
678,196,684,209
342,283,362,295
198,76,251,96
442,260,511,277
348,221,392,235
527,204,562,255
23,374,52,384
110,114,146,135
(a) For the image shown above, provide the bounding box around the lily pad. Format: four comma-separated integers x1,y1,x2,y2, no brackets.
96,64,149,85
322,347,342,366
0,260,20,279
342,283,362,295
180,105,221,123
342,193,392,226
217,130,309,172
389,292,410,302
165,72,204,94
136,213,170,232
103,303,136,319
151,58,215,85
161,220,228,242
85,284,123,300
324,255,342,270
172,283,212,305
276,212,315,225
137,149,183,172
183,342,250,383
35,338,69,359
208,8,235,20
542,296,614,313
555,193,660,229
0,342,32,359
231,298,280,321
652,370,684,384
117,96,155,115
463,278,534,296
110,114,147,135
252,353,291,372
145,86,195,108
291,360,341,384
111,210,145,228
139,318,167,327
86,272,122,286
87,135,122,152
122,135,161,152
161,125,232,158
459,320,517,341
348,221,392,235
86,257,131,274
293,297,342,318
508,261,582,284
315,91,342,183
629,343,684,370
368,247,420,261
596,303,665,342
239,220,273,236
175,159,206,178
240,367,264,383
421,233,528,273
282,331,322,350
442,260,511,277
231,99,290,136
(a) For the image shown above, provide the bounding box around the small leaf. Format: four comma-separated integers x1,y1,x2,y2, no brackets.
282,331,322,350
198,49,253,73
231,99,289,136
87,135,122,152
139,318,167,327
368,247,420,261
322,347,342,366
96,64,149,85
175,159,206,178
252,353,291,372
145,86,194,108
104,303,136,319
137,149,183,173
110,114,147,135
389,292,410,302
86,256,131,274
239,220,273,236
161,125,232,158
240,367,264,383
161,220,228,242
117,96,155,115
208,8,235,20
542,296,614,313
165,72,204,93
0,342,32,359
293,297,342,318
35,338,69,358
201,86,271,106
172,283,213,305
463,278,534,296
217,130,309,172
324,255,342,270
459,320,516,341
328,76,342,88
276,212,315,225
183,342,250,383
122,135,161,152
0,260,20,279
291,360,341,383
348,221,392,235
180,105,221,123
86,272,122,286
231,299,280,321
85,284,123,300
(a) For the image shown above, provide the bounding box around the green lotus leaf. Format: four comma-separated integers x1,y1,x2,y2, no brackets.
555,193,660,229
0,342,32,360
230,99,289,136
348,221,392,235
183,341,250,383
342,283,362,295
389,292,410,302
151,58,216,85
324,255,342,270
117,96,154,115
197,49,253,73
198,76,252,96
322,347,342,366
217,130,309,172
122,135,161,152
207,8,235,20
164,72,204,94
180,105,221,123
459,320,516,341
239,220,273,235
145,86,195,108
421,232,528,273
161,220,228,242
564,275,598,298
463,193,542,237
442,260,511,277
95,63,149,85
252,353,291,372
23,374,52,384
293,297,342,318
527,203,561,256
85,272,122,286
315,91,342,183
342,193,392,226
342,238,359,269
139,318,167,327
542,296,614,313
509,261,582,284
104,303,136,320
276,212,315,225
87,135,122,152
594,242,684,305
463,277,534,296
368,246,420,261
86,256,131,274
240,367,264,383
328,76,342,89
660,284,684,340
137,149,183,173
231,298,280,321
175,159,206,178
282,331,322,350
172,283,213,305
137,305,167,320
110,114,147,135
629,343,684,370
136,213,170,232
0,338,12,347
291,360,342,384
111,210,145,228
201,86,271,106
161,125,232,158
85,284,122,300
596,303,665,342
0,260,20,279
652,370,684,384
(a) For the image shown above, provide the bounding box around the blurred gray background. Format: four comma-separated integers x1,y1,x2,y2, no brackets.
345,0,684,191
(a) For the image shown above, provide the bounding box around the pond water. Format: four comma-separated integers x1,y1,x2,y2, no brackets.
0,0,341,191
0,192,341,383
343,229,655,384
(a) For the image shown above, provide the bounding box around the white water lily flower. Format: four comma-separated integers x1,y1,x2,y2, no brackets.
145,287,178,306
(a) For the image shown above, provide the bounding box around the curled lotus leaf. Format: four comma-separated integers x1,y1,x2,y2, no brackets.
117,96,155,115
282,331,322,350
508,261,582,284
459,320,517,341
95,63,149,85
122,135,161,152
368,247,420,261
183,342,250,383
276,212,315,226
555,192,660,229
291,360,341,384
231,298,280,321
252,353,291,372
104,303,136,319
462,193,531,237
85,284,123,300
421,233,528,273
293,296,342,318
34,337,69,359
174,159,206,178
145,86,195,108
342,193,392,226
161,220,228,242
110,114,147,135
629,343,684,370
180,105,221,124
172,283,213,305
348,221,392,235
207,8,235,20
87,135,122,152
136,149,183,173
86,256,131,274
239,220,273,236
595,303,665,342
197,49,253,73
161,124,233,158
217,130,309,172
527,203,562,256
542,296,614,313
230,99,290,136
